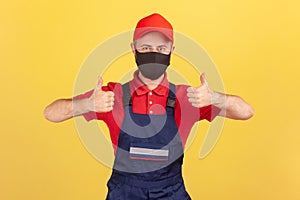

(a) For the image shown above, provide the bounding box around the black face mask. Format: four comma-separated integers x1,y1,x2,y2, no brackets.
135,50,171,80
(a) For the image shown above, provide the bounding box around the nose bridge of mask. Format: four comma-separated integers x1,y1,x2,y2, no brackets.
135,51,159,64
146,51,169,65
147,52,157,64
153,52,160,63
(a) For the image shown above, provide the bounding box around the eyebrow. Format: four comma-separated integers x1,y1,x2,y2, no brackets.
139,44,168,48
140,44,152,47
157,45,168,48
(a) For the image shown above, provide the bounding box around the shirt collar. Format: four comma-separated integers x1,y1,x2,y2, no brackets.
130,70,169,96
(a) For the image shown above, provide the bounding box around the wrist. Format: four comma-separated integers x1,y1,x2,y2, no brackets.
86,96,94,112
211,91,226,109
72,97,94,117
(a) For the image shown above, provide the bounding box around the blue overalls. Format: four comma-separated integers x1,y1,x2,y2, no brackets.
106,83,191,200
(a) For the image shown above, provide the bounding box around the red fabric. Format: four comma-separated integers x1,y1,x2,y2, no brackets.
73,71,221,151
133,13,173,42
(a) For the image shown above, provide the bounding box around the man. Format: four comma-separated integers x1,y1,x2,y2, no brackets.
44,13,253,200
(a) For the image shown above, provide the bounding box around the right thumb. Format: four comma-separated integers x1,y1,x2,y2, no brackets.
96,76,103,90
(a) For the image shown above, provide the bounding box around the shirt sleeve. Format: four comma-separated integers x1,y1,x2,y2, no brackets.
199,105,221,122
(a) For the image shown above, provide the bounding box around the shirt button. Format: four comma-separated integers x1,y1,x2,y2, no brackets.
149,101,153,105
149,110,153,114
149,92,152,96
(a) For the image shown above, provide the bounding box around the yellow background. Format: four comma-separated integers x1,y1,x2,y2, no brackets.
1,0,300,199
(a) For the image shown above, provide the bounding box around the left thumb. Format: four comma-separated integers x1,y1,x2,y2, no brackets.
200,72,208,86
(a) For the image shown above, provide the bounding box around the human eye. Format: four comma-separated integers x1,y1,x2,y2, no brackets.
158,46,170,54
141,46,150,51
158,47,166,51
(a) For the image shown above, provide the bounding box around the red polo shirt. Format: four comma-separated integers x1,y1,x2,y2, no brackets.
74,71,220,150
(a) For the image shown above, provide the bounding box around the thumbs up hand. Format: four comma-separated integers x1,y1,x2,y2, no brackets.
88,76,115,113
187,73,213,108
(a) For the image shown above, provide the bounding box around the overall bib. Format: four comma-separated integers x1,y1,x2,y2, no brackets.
106,83,191,200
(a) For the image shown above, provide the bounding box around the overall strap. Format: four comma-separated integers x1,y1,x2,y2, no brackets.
167,83,176,108
122,82,132,106
122,82,176,108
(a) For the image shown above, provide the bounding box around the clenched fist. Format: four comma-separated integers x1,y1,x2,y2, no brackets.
187,73,214,108
88,76,115,113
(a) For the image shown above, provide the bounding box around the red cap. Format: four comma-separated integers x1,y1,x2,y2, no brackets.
133,13,174,42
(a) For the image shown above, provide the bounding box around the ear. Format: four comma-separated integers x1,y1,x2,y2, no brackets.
171,45,175,53
130,42,136,55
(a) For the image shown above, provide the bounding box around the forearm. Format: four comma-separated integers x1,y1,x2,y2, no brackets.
212,92,254,120
44,98,92,122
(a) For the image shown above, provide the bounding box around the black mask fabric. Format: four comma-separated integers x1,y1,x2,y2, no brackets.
135,50,171,80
